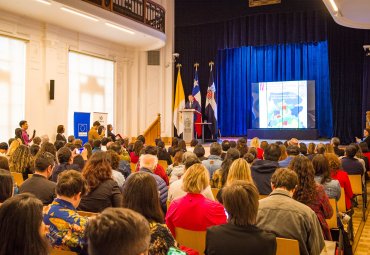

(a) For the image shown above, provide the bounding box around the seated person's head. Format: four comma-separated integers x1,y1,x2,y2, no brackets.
0,157,9,170
270,168,298,192
190,139,198,147
86,208,150,255
93,121,101,128
286,145,300,156
35,152,55,177
67,135,75,143
325,153,341,170
56,170,88,208
299,143,307,155
331,137,340,147
32,137,41,146
263,144,281,162
193,144,205,159
182,163,209,194
345,145,357,158
229,141,237,148
106,150,120,171
260,141,269,150
0,142,8,154
222,180,259,226
210,142,222,156
288,138,299,147
93,140,102,149
57,147,72,164
243,152,255,164
101,137,110,146
0,193,49,255
136,135,146,144
108,142,122,154
54,140,65,151
315,143,326,154
183,155,201,170
143,145,158,156
157,141,165,149
139,154,158,171
221,140,230,152
30,144,40,157
72,155,85,171
0,169,13,203
73,139,83,149
8,138,15,147
39,142,57,157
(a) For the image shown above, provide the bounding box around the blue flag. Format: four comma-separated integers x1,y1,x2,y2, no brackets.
205,65,218,136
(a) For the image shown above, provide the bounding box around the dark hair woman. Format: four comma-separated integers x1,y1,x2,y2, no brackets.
56,125,67,143
0,169,13,203
130,140,144,164
289,155,333,240
123,172,176,255
78,151,122,212
7,128,24,157
0,193,49,255
168,138,179,157
107,124,117,142
9,144,32,181
211,148,240,188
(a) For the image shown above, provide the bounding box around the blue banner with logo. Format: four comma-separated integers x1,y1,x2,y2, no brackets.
74,112,90,144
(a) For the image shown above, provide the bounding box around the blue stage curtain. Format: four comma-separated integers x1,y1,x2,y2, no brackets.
217,41,333,138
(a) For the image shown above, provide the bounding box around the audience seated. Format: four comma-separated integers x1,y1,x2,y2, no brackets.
138,154,168,210
193,144,207,161
86,208,150,255
166,163,227,237
51,147,81,182
300,143,308,156
0,142,8,157
83,142,93,159
353,143,369,172
202,142,223,178
260,140,268,151
243,151,256,164
289,155,333,240
168,137,179,157
167,151,185,184
78,151,122,212
216,158,254,203
236,138,248,157
278,144,287,161
0,193,49,255
157,140,172,165
0,169,13,203
312,154,341,201
44,170,89,254
92,139,102,154
73,154,86,170
251,143,281,195
106,150,125,188
168,154,214,202
9,144,32,180
250,137,264,160
206,181,276,255
108,142,131,177
256,168,325,255
326,153,354,210
331,137,344,157
220,140,230,160
19,152,56,205
307,142,316,160
130,140,143,164
325,144,335,154
7,128,24,157
123,172,177,255
278,145,300,167
0,156,9,170
142,146,169,185
211,148,240,189
341,145,365,175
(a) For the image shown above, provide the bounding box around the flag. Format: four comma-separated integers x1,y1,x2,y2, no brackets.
192,67,202,138
173,68,185,136
205,65,218,136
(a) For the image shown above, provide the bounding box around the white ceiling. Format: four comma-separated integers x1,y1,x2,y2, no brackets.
322,0,370,29
0,0,166,50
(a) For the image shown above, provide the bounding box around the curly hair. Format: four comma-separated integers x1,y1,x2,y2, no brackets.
106,150,120,170
9,145,31,173
82,151,112,190
289,155,317,205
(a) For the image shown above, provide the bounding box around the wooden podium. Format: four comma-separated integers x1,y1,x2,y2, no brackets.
180,109,201,143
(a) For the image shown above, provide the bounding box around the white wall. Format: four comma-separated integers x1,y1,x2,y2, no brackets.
0,2,174,141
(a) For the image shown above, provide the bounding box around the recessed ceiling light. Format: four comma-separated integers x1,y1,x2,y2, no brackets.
36,0,51,5
61,7,99,22
105,23,135,35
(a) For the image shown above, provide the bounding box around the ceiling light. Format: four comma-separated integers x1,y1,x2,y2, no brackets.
105,23,135,35
328,0,338,13
61,7,98,22
36,0,51,5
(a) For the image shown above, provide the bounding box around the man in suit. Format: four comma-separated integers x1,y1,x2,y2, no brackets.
185,94,201,112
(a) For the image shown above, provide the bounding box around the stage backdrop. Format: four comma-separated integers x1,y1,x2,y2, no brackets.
217,41,332,138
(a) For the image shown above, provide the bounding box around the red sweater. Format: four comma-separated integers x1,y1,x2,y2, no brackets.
165,193,227,237
331,169,354,210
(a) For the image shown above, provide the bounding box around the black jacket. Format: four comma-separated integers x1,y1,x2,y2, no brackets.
206,223,276,255
251,160,279,195
19,174,56,205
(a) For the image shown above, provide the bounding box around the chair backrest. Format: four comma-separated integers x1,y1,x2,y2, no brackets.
158,160,168,170
211,188,220,199
130,163,137,173
326,199,338,229
337,187,346,212
28,174,33,179
11,172,24,186
276,238,300,255
77,211,98,217
175,227,206,255
348,175,362,195
50,249,77,255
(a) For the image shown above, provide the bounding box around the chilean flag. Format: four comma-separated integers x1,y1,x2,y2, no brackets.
192,68,202,138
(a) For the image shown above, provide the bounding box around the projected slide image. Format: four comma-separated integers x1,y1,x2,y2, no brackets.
256,81,312,129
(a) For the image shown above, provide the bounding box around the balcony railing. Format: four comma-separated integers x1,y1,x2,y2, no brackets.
82,0,165,33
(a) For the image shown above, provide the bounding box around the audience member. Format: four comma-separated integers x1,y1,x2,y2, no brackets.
106,150,125,187
341,145,365,175
38,141,57,158
43,170,89,253
32,136,41,146
190,139,199,147
168,154,214,202
123,172,176,255
19,120,35,146
243,152,256,164
221,140,230,160
355,128,370,149
0,142,8,157
251,143,281,195
19,152,56,205
41,134,50,144
167,151,185,184
278,144,287,161
67,135,75,143
289,156,333,240
0,169,13,203
101,137,110,152
299,143,308,156
260,141,269,151
202,142,223,178
316,143,326,154
166,163,227,237
78,151,122,212
9,144,31,180
331,137,344,156
142,145,169,185
168,137,179,157
278,145,300,167
73,154,85,171
250,137,264,159
107,124,117,142
54,140,65,151
353,143,369,172
7,128,24,157
312,154,341,201
130,140,143,164
51,147,80,182
326,153,354,210
86,208,150,255
256,168,325,255
0,193,49,255
157,140,172,165
325,144,335,154
206,181,276,255
229,140,237,148
139,154,168,210
307,142,316,160
88,121,103,141
216,158,254,203
0,156,9,170
236,138,248,157
211,148,240,189
193,144,207,161
83,142,93,159
56,125,67,143
136,135,146,145
92,139,102,154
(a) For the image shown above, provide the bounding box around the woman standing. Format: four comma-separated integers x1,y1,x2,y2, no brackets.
56,125,67,143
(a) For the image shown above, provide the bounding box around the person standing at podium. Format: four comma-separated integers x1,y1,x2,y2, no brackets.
185,94,202,138
185,94,201,112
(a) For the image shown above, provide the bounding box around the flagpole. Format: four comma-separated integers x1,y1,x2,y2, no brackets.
209,61,214,71
176,63,182,70
194,63,199,71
